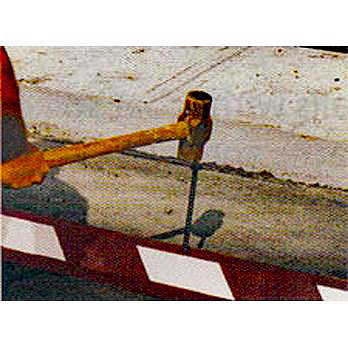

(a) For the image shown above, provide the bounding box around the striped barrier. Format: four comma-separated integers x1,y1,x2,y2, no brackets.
2,209,347,300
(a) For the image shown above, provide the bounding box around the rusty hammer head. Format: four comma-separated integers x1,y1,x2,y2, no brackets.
177,90,213,162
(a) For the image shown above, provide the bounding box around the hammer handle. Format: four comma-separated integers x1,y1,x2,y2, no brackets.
43,121,189,168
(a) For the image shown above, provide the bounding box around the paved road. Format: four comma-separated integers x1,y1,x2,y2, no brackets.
2,261,160,301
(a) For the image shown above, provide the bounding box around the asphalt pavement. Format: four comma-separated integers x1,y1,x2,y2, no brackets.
2,261,160,301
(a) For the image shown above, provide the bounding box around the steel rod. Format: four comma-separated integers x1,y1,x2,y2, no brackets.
182,162,202,251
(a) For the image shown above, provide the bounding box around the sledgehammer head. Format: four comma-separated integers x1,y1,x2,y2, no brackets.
177,90,213,162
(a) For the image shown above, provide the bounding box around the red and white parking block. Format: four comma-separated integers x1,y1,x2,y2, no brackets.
1,209,347,300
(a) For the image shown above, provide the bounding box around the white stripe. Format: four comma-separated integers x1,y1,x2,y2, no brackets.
1,214,66,261
137,246,234,300
317,285,348,301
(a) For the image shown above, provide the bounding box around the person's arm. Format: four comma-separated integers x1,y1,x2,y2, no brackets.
1,46,49,189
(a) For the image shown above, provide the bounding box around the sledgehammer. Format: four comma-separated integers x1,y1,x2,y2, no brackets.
2,93,213,189
43,91,212,168
1,46,213,189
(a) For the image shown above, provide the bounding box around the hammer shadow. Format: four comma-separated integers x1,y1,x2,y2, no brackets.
151,209,225,249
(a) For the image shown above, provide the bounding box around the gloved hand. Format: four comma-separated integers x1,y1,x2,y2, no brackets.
1,144,50,189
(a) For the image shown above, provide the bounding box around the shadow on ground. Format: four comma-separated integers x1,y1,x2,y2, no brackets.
152,209,225,249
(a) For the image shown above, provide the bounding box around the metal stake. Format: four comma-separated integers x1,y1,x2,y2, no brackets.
182,161,202,252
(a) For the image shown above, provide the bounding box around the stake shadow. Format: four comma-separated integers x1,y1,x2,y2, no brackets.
152,209,225,249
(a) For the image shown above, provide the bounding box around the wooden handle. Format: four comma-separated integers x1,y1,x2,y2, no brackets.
43,121,189,168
